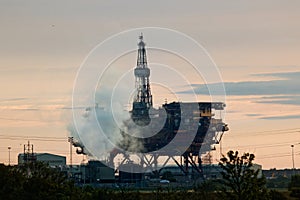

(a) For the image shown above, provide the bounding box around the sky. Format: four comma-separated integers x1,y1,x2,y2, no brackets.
0,0,300,169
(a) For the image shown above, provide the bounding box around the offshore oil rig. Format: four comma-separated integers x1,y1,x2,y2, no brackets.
110,34,228,179
74,34,228,179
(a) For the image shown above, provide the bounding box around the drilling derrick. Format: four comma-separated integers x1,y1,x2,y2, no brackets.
132,34,153,125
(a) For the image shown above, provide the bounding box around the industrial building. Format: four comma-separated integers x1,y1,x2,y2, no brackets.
18,153,66,167
17,141,66,167
73,160,115,183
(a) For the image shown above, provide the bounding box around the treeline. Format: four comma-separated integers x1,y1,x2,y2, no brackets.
0,162,85,200
0,151,299,200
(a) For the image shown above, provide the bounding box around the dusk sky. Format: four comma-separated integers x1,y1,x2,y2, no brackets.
0,1,300,169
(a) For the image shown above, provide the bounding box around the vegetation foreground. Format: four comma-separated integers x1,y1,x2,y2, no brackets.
1,151,299,200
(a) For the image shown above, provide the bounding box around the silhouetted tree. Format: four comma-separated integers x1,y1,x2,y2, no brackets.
0,164,25,199
269,189,288,200
218,150,268,200
289,174,300,198
0,162,89,200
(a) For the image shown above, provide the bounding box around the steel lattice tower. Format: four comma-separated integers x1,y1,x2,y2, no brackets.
134,34,152,109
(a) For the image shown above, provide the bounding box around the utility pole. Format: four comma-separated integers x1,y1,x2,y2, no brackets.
8,146,11,166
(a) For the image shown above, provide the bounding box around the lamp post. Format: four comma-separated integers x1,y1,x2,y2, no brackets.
291,143,300,175
291,145,295,175
8,146,11,166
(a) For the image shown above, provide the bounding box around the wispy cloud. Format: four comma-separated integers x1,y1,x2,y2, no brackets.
246,113,263,117
260,115,300,120
186,71,299,95
180,71,300,106
0,98,28,102
256,95,300,106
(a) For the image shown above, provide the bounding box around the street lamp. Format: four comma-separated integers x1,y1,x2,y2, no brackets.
291,144,295,174
8,146,11,166
291,143,300,175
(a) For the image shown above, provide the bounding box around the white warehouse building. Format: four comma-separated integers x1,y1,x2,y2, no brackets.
18,153,66,167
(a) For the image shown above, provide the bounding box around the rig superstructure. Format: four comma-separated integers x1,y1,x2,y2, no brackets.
73,34,229,179
110,34,228,178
